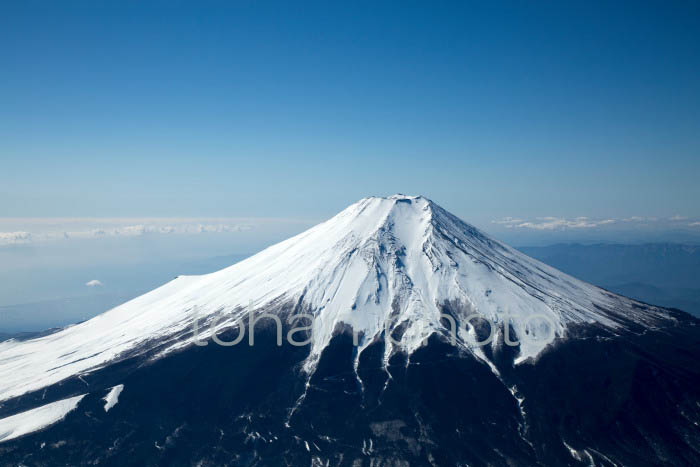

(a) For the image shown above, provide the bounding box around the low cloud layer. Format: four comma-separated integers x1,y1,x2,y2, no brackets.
492,216,700,231
61,223,252,240
85,280,103,287
0,219,255,246
0,232,32,245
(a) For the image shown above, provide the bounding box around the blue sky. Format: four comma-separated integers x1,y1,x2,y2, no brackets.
2,0,699,226
1,1,700,329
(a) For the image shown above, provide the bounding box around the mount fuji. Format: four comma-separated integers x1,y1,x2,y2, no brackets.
1,195,699,466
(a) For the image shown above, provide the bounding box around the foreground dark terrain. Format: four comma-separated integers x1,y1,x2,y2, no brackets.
1,313,699,466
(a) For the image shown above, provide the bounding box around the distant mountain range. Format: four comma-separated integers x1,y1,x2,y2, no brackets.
519,243,700,316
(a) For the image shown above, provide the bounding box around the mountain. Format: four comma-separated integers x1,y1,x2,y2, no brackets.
517,243,700,290
518,243,700,317
603,282,700,317
0,195,699,466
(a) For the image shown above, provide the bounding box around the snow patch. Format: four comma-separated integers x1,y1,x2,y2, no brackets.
0,394,85,443
103,384,124,412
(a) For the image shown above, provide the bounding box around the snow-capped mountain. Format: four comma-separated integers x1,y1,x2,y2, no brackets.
1,195,698,466
0,195,672,400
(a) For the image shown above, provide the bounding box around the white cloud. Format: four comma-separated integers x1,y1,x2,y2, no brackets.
63,223,253,238
622,216,659,223
492,215,700,231
493,217,617,231
85,280,103,287
0,232,32,245
491,217,524,226
0,220,255,246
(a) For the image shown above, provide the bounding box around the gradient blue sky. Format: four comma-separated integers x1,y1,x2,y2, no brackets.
2,0,699,225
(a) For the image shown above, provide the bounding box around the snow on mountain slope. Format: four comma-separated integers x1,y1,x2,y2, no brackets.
0,394,85,443
102,385,124,413
0,195,674,403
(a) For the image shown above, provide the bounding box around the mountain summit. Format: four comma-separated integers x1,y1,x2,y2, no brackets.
0,196,698,466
